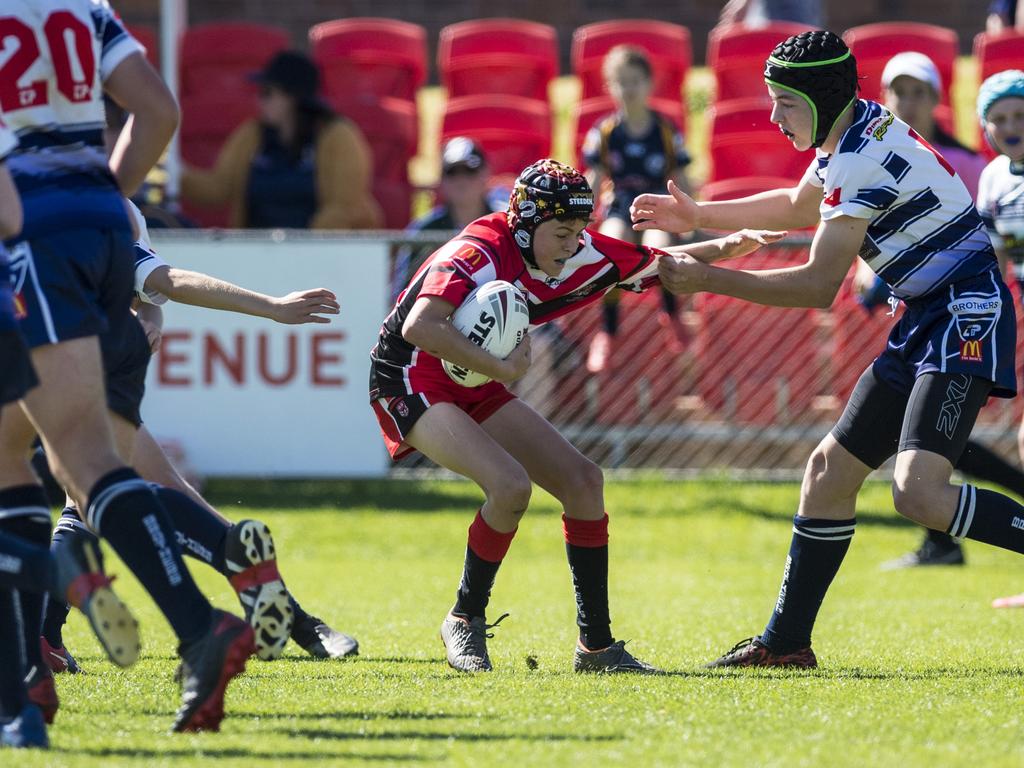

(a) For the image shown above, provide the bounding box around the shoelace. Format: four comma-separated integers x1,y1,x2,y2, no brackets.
723,637,757,657
482,612,510,639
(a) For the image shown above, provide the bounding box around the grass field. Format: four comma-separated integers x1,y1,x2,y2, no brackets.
21,477,1024,768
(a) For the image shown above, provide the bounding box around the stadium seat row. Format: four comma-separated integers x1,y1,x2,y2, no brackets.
156,18,1024,228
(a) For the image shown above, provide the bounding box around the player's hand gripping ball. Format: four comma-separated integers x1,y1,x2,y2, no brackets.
443,281,530,387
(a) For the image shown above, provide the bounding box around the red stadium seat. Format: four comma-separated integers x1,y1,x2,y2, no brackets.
572,20,692,103
700,175,797,202
180,23,290,99
440,95,551,177
707,22,815,102
179,92,261,227
974,30,1024,83
439,19,557,102
842,23,958,105
332,95,417,185
309,18,427,104
707,98,813,183
572,95,686,168
127,24,158,67
330,94,417,227
372,179,413,230
695,250,827,423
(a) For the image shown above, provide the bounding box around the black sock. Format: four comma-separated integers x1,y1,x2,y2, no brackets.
0,530,54,592
563,514,612,650
602,301,619,336
289,594,312,627
0,588,27,718
43,507,97,648
566,544,612,649
451,512,515,621
86,469,212,646
761,516,856,654
452,548,502,620
153,487,229,574
0,486,52,673
956,441,1024,498
925,527,958,549
661,286,677,315
950,483,1024,554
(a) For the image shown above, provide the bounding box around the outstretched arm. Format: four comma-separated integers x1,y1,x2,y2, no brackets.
658,215,868,309
631,178,822,234
143,266,340,324
663,229,789,264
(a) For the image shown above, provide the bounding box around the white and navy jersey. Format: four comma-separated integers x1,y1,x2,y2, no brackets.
977,156,1024,269
125,200,167,305
0,123,18,161
1,0,143,240
803,100,997,301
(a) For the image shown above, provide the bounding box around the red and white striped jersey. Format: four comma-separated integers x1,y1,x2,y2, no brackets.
370,212,663,398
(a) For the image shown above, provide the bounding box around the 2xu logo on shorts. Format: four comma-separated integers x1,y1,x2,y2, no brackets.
936,374,971,440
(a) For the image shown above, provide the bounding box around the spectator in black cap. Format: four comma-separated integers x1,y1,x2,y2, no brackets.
389,137,505,300
182,50,381,229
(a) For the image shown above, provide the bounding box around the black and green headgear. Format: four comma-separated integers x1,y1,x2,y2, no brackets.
763,30,859,149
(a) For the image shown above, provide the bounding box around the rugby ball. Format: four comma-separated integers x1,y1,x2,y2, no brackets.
442,281,530,387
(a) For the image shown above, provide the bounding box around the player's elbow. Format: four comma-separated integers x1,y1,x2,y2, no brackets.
401,314,430,348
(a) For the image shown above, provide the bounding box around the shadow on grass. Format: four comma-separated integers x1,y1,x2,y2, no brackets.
231,710,484,721
54,746,437,761
273,727,620,743
203,479,481,513
662,666,1024,681
729,498,914,529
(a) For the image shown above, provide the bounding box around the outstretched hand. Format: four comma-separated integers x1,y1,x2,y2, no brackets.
630,180,700,234
720,229,788,260
270,288,341,324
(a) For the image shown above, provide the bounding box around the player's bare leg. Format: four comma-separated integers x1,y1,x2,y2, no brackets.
407,403,530,672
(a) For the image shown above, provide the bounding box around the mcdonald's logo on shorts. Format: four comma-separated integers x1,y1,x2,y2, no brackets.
960,339,983,363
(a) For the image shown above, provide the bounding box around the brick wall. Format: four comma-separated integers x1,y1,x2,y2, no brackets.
119,0,987,77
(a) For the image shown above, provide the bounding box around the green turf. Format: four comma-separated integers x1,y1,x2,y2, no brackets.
21,478,1024,767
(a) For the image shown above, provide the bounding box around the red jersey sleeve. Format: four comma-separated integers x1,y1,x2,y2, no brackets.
417,240,499,308
584,229,665,293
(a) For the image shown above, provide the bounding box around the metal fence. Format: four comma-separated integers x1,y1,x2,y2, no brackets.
391,232,1024,475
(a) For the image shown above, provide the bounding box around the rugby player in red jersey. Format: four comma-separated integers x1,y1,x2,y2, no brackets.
370,159,785,673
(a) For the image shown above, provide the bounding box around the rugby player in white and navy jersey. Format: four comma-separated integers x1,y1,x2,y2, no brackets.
371,158,785,674
633,31,1024,669
0,118,142,748
0,0,251,734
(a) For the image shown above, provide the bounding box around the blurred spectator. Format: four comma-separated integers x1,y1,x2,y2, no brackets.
987,0,1023,34
181,50,381,229
389,137,504,301
718,0,824,28
581,45,692,374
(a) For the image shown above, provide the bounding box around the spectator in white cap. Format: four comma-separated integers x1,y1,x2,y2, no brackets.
881,51,987,199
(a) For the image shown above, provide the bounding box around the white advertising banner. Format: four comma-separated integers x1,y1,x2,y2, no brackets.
143,234,390,477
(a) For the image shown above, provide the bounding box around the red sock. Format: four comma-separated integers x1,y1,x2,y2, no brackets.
563,513,609,547
468,510,517,562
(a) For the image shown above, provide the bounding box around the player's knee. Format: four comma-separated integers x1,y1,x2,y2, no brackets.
558,459,604,505
891,474,932,524
800,446,833,500
488,467,532,517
